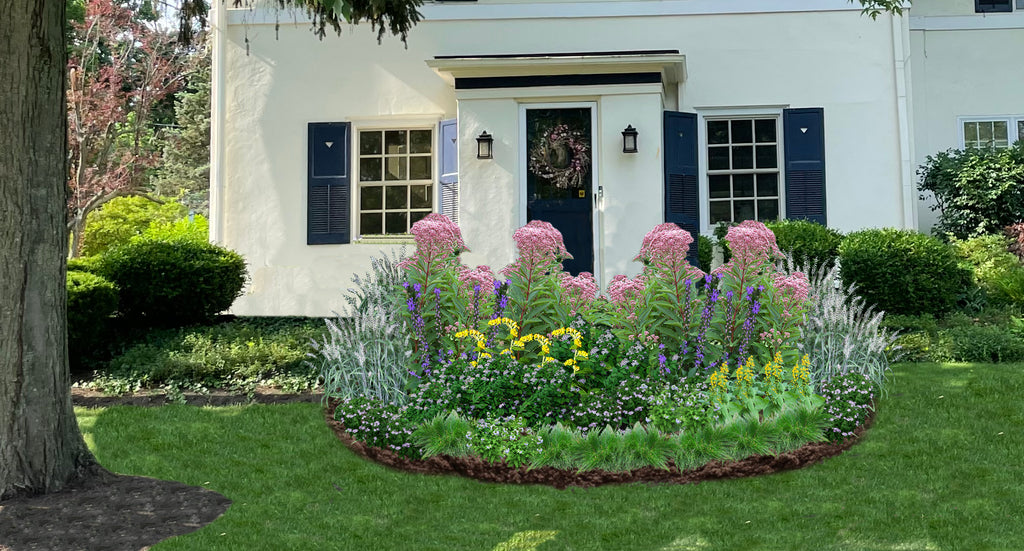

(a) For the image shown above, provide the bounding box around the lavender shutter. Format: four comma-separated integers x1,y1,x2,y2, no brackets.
438,118,458,224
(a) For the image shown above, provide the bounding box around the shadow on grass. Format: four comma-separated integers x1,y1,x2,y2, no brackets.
79,363,1024,551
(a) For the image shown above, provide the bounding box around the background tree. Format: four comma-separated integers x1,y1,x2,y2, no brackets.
66,0,188,257
154,41,212,217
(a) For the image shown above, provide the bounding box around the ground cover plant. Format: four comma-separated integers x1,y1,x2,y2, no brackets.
79,317,325,397
312,215,894,475
59,362,1024,550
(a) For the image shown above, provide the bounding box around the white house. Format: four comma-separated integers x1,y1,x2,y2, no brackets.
208,0,1022,317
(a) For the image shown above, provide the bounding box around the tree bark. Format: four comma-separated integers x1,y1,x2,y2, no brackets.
0,0,102,499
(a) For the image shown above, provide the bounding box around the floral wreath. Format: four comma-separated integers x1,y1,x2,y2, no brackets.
528,123,591,189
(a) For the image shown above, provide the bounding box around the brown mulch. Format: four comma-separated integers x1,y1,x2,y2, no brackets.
326,400,874,489
0,469,230,551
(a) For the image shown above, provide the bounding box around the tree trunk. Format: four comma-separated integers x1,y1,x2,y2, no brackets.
0,0,101,499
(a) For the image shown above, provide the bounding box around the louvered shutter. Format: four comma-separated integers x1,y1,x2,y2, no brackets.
307,122,351,244
438,118,458,224
663,111,700,265
783,108,827,226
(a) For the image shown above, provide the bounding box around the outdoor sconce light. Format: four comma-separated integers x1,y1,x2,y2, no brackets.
622,125,639,153
476,131,494,159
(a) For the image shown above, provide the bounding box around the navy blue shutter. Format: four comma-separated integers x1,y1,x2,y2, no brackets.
307,122,351,244
438,118,458,224
783,108,827,226
663,111,700,265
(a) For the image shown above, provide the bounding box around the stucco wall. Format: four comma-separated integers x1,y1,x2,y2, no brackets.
909,27,1024,233
218,8,908,316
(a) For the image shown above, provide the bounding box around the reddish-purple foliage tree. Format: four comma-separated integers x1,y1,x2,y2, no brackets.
66,0,186,256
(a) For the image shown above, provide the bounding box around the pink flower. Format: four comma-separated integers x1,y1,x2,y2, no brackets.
607,274,646,305
458,265,496,292
772,271,810,306
502,220,572,277
724,220,781,268
559,271,598,314
633,223,703,278
399,213,467,269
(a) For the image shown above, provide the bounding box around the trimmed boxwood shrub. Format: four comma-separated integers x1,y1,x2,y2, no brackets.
839,229,971,316
67,270,119,371
67,255,103,274
766,219,843,271
98,237,247,327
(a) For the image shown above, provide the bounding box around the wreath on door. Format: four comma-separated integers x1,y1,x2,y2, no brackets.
528,123,591,189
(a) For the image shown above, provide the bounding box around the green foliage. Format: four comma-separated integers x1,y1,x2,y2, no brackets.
819,372,876,442
412,413,474,458
87,317,324,394
66,255,103,274
140,214,209,243
937,324,1024,363
67,270,119,371
154,43,211,216
839,228,971,316
918,143,1024,239
81,196,187,257
467,415,543,468
97,236,247,326
952,234,1024,307
697,234,713,274
333,396,420,458
765,219,843,271
673,425,732,471
648,381,718,434
529,423,580,470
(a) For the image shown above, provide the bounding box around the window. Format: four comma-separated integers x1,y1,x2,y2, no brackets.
976,0,1012,12
357,129,433,235
706,117,781,224
960,116,1024,149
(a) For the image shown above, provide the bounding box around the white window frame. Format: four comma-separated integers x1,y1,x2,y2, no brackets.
697,108,786,234
353,124,438,238
958,115,1024,150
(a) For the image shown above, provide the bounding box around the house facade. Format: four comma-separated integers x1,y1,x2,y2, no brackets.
208,0,1019,317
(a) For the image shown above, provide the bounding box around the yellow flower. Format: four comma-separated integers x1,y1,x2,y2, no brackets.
488,317,519,338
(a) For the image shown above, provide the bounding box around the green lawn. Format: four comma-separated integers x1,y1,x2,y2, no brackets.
77,362,1024,550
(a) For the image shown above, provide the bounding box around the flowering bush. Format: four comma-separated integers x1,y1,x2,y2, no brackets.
321,215,880,473
818,372,876,442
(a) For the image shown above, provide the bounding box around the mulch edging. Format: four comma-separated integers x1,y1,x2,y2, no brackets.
70,387,324,408
324,400,873,489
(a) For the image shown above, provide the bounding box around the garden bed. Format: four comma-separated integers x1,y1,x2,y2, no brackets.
325,399,874,489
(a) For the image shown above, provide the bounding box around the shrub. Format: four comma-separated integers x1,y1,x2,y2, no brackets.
81,196,186,256
67,270,119,371
839,229,971,316
67,255,103,274
98,237,247,326
334,396,420,458
90,317,324,393
697,234,713,273
917,142,1024,239
765,219,843,271
140,214,209,243
952,234,1024,307
936,324,1024,363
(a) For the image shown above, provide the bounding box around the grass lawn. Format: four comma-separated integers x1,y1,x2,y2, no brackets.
77,362,1024,550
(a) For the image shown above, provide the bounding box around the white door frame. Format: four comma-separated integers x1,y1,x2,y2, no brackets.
518,101,601,284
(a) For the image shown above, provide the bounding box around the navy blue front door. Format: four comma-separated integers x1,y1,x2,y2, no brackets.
525,107,594,276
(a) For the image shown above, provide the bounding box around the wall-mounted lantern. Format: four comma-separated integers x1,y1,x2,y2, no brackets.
476,131,494,159
622,125,639,154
